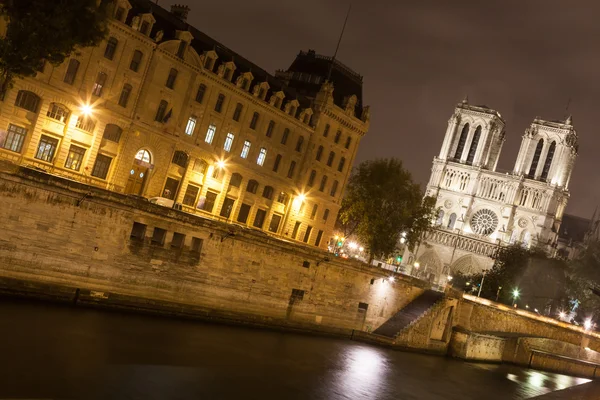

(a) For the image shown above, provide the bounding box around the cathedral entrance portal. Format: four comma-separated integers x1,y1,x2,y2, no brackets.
125,149,153,196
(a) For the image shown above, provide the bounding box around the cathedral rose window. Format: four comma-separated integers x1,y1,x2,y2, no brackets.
470,209,498,236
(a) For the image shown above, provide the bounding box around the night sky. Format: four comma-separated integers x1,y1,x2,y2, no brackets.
163,0,599,218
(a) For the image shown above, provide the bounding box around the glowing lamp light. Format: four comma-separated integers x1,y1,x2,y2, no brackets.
513,289,520,298
216,160,226,169
584,319,593,331
447,275,453,281
348,242,358,250
297,193,306,203
80,104,93,116
359,247,364,252
558,311,566,319
388,276,395,283
413,262,420,268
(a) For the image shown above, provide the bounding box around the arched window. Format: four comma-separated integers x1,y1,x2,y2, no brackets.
75,115,95,132
46,103,70,123
155,100,168,122
447,213,457,230
130,50,143,72
102,124,122,143
466,126,481,165
230,172,242,187
172,150,188,168
64,59,80,84
319,175,328,192
246,179,258,194
454,123,469,160
330,180,339,197
295,136,304,152
316,145,324,161
334,130,342,144
118,83,133,108
528,139,544,178
327,151,335,167
338,157,346,172
15,90,40,113
104,37,118,60
262,186,274,200
273,154,282,172
166,68,178,89
215,94,225,113
308,170,316,187
195,84,207,103
436,209,444,225
540,141,556,181
250,112,259,129
233,103,243,121
193,159,208,174
135,149,151,164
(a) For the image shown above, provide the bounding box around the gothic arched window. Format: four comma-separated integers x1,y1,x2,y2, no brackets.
528,139,544,178
436,209,444,226
447,213,457,230
466,126,481,165
454,123,469,160
540,141,556,181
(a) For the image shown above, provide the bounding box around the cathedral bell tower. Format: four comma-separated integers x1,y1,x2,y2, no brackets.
513,116,578,188
438,98,506,171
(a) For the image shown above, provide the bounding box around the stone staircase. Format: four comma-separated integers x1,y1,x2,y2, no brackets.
373,289,445,338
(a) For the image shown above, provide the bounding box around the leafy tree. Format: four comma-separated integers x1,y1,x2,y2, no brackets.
338,158,435,262
566,241,600,322
0,0,108,93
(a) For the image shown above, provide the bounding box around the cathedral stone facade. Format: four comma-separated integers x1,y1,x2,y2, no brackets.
411,99,578,284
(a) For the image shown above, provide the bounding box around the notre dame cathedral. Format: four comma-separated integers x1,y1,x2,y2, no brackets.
409,98,578,284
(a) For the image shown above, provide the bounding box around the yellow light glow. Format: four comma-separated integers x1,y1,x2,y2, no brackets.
447,275,453,281
216,160,226,169
80,104,93,115
297,193,306,203
388,276,395,283
414,262,420,268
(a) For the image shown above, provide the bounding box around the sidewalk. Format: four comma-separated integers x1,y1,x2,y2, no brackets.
532,381,600,399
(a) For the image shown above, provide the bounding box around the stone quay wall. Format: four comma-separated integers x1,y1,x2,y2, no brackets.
0,162,427,334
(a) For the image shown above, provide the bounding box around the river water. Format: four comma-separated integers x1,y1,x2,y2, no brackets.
0,299,591,399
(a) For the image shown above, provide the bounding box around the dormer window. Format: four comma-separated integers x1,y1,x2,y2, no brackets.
303,114,310,124
269,90,285,109
113,0,131,23
285,99,299,117
140,21,150,35
203,50,218,72
135,13,155,37
174,31,193,59
115,7,125,21
253,81,268,100
219,61,236,82
237,72,253,91
300,109,313,125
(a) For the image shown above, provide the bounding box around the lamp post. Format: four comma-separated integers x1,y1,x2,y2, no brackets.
477,271,486,298
495,286,502,302
512,288,520,307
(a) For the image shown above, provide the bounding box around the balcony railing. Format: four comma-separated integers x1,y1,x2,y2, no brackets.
424,229,499,258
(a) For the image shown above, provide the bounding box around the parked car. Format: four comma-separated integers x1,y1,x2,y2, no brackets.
149,197,175,208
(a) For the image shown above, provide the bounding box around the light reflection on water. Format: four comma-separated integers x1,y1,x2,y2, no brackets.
335,346,388,399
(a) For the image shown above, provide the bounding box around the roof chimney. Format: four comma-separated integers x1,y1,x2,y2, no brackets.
170,4,191,22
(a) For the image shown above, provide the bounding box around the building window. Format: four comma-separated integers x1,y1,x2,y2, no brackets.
196,84,207,103
171,232,186,249
257,147,267,166
327,151,335,167
118,83,132,108
262,185,274,200
528,139,544,178
15,90,40,113
323,208,330,221
166,68,178,89
92,72,107,96
330,180,339,197
91,154,112,179
258,87,266,99
316,145,323,161
237,203,251,223
454,123,470,160
162,177,179,200
277,192,289,205
266,120,275,137
64,145,86,171
46,103,70,123
295,136,304,152
215,94,225,113
291,221,301,239
230,172,242,187
223,133,234,152
104,37,118,60
303,226,313,243
253,209,266,229
205,124,216,144
172,150,188,168
541,141,557,181
273,154,282,172
289,106,296,117
338,157,346,172
269,214,282,233
466,125,481,165
102,124,122,143
64,59,80,84
130,50,143,72
151,227,166,246
135,149,151,163
1,124,26,153
75,115,95,132
140,21,150,35
115,6,125,21
194,159,208,174
233,103,243,121
212,165,222,179
323,124,330,137
185,116,197,136
239,140,251,159
287,160,296,179
130,222,146,241
35,135,59,163
281,128,289,145
202,191,218,213
220,197,235,218
250,112,259,130
246,179,259,194
310,204,318,219
315,230,324,247
308,170,316,187
334,130,342,144
155,100,168,122
345,136,352,149
177,40,187,58
319,175,328,192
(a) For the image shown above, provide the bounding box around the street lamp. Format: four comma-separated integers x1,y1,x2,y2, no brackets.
584,318,593,331
216,159,226,169
512,289,520,307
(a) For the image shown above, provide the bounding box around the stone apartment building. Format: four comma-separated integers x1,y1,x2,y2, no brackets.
0,0,370,249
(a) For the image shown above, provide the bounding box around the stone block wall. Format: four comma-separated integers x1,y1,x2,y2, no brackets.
0,164,426,332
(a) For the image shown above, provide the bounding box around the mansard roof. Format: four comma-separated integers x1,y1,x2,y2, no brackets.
124,0,364,119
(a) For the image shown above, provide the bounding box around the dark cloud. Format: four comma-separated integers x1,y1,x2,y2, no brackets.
168,0,600,217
